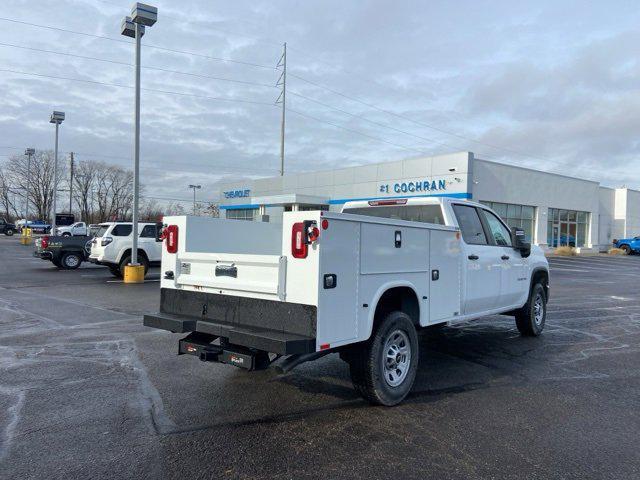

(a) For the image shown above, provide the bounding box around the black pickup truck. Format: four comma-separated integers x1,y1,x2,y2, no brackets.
0,218,16,236
34,235,93,269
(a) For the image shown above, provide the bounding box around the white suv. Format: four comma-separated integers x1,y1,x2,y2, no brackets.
89,222,162,278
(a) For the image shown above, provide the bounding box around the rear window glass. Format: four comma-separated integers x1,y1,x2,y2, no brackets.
111,225,133,236
95,225,110,237
342,204,444,224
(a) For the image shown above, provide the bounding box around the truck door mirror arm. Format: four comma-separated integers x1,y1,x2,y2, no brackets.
511,227,531,258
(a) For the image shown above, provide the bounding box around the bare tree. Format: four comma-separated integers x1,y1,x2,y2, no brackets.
1,150,65,220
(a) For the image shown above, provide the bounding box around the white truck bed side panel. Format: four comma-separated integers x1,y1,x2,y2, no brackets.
429,229,462,323
360,223,429,274
316,219,360,348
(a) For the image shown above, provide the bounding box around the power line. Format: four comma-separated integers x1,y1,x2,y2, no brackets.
286,107,427,155
288,72,555,164
0,16,276,70
0,67,276,106
288,90,461,152
0,42,277,89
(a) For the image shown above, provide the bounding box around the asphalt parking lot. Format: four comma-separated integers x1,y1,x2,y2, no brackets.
1,237,639,480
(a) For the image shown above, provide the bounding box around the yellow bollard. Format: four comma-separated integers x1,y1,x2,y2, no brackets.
20,228,33,245
123,264,145,283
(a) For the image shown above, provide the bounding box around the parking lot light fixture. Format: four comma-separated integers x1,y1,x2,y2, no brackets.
50,111,65,235
189,184,201,215
120,3,157,284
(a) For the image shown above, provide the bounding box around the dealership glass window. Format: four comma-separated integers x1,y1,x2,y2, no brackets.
480,201,535,241
547,208,589,247
226,208,255,221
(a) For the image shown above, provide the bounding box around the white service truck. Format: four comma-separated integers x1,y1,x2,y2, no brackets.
144,198,549,405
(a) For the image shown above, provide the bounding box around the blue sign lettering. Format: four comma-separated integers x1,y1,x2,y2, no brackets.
223,189,251,199
378,178,448,196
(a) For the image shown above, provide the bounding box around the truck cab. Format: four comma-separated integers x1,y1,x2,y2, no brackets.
0,218,16,236
56,222,88,237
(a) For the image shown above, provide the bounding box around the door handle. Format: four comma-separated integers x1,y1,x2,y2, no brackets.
468,254,479,260
501,255,510,260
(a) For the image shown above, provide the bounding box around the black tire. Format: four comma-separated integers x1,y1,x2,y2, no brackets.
62,232,71,237
118,254,149,278
60,252,82,270
5,228,14,236
620,245,631,255
348,311,419,406
109,266,123,278
515,283,547,336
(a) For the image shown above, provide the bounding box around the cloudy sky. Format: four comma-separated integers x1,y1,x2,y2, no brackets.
1,0,639,205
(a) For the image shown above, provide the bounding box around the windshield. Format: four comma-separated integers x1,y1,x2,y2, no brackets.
343,204,445,225
95,225,110,238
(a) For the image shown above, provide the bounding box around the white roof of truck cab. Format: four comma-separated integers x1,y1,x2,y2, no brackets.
341,196,482,211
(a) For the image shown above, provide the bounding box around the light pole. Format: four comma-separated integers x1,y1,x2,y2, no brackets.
121,3,157,282
24,148,35,221
50,111,65,234
188,184,201,215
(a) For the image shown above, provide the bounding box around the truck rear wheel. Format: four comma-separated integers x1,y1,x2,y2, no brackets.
515,283,547,336
61,252,82,270
348,311,419,406
620,245,631,255
4,228,14,236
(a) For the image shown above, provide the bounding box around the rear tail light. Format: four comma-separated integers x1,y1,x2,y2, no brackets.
101,236,113,247
165,225,178,254
41,236,49,249
291,221,320,259
291,222,307,259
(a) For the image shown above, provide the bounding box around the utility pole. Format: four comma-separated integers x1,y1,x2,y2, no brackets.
276,42,287,176
69,152,74,214
188,184,201,215
25,148,35,221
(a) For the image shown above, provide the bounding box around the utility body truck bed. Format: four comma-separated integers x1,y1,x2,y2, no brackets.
144,198,549,405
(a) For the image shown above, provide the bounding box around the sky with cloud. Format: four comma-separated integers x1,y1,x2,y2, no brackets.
1,0,639,205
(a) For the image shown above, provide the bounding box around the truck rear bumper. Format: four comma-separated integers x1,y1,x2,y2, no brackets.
143,312,316,355
143,288,317,355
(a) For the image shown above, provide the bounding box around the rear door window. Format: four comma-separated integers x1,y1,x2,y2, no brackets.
140,225,156,238
452,205,487,245
111,225,133,236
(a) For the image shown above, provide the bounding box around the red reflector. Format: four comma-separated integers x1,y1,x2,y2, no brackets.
320,343,330,350
291,222,308,259
321,219,329,230
368,199,408,206
308,226,320,242
41,236,49,249
166,225,178,254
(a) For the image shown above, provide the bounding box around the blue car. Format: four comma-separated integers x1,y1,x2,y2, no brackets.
613,236,640,254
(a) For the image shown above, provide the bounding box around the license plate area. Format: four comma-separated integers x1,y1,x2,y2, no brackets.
178,332,257,370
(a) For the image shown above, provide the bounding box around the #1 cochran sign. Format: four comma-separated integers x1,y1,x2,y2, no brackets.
379,179,447,195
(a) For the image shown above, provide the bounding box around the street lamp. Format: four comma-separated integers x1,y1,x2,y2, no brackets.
120,2,157,283
188,184,201,215
24,148,35,221
50,111,65,234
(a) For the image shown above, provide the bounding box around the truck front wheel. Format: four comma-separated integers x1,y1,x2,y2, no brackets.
348,311,419,406
515,283,547,336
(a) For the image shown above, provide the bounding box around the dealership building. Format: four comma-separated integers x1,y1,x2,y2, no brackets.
218,152,640,252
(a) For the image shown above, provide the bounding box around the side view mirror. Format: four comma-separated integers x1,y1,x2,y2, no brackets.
511,227,531,258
